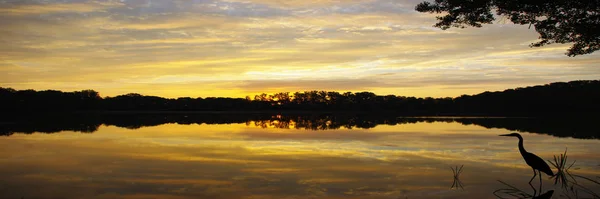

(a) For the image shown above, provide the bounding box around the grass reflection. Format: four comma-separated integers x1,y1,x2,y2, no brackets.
549,149,600,198
550,148,576,189
495,148,600,199
450,165,464,190
493,180,554,199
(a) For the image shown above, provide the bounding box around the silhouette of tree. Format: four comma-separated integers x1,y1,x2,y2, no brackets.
0,80,599,115
415,0,600,56
254,93,270,102
3,113,599,140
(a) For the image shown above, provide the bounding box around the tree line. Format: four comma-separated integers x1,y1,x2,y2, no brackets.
1,80,599,116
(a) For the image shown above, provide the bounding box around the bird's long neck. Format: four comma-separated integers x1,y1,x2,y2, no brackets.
517,135,527,155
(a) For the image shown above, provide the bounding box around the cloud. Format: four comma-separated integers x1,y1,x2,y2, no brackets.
238,79,385,92
0,1,123,15
0,0,599,98
223,0,374,8
3,122,597,198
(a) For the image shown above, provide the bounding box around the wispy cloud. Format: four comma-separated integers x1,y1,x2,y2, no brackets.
1,0,599,97
0,1,121,15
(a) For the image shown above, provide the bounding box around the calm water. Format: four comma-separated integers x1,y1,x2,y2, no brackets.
1,114,599,199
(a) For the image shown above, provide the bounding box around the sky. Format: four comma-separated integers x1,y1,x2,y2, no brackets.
1,0,599,98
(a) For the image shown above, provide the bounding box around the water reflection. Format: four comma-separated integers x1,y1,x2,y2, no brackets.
1,113,600,140
493,180,554,199
1,115,600,198
450,165,464,190
549,149,600,198
492,147,600,199
494,175,600,199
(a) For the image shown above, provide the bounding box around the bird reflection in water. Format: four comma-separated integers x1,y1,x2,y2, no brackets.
498,133,600,198
493,180,554,199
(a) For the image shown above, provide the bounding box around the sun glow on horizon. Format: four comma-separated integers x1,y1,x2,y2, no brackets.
1,0,599,98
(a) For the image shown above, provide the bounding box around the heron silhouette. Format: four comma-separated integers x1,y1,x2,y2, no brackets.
500,133,554,186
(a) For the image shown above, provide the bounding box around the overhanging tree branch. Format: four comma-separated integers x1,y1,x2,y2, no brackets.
415,0,600,56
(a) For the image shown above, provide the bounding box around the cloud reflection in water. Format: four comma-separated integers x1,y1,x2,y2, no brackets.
0,120,599,198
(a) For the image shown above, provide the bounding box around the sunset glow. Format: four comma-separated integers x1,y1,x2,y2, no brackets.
2,122,600,198
2,0,599,98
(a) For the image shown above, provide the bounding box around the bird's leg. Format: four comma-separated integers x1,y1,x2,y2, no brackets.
529,168,537,185
529,169,537,196
529,182,537,197
538,170,542,192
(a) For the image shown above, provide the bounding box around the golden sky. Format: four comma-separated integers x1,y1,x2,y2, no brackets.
1,0,600,98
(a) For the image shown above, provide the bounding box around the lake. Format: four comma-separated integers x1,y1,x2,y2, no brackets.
1,113,599,199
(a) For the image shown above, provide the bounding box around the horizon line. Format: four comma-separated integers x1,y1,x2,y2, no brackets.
2,79,598,99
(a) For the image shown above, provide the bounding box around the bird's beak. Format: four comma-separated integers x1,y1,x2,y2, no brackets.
499,134,512,136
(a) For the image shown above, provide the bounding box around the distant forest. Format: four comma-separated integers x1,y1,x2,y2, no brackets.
1,80,599,116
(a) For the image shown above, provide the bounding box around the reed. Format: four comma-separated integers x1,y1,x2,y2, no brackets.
451,165,464,189
548,148,576,189
548,148,600,198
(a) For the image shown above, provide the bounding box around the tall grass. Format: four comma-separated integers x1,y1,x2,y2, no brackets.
548,148,576,189
548,148,600,198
